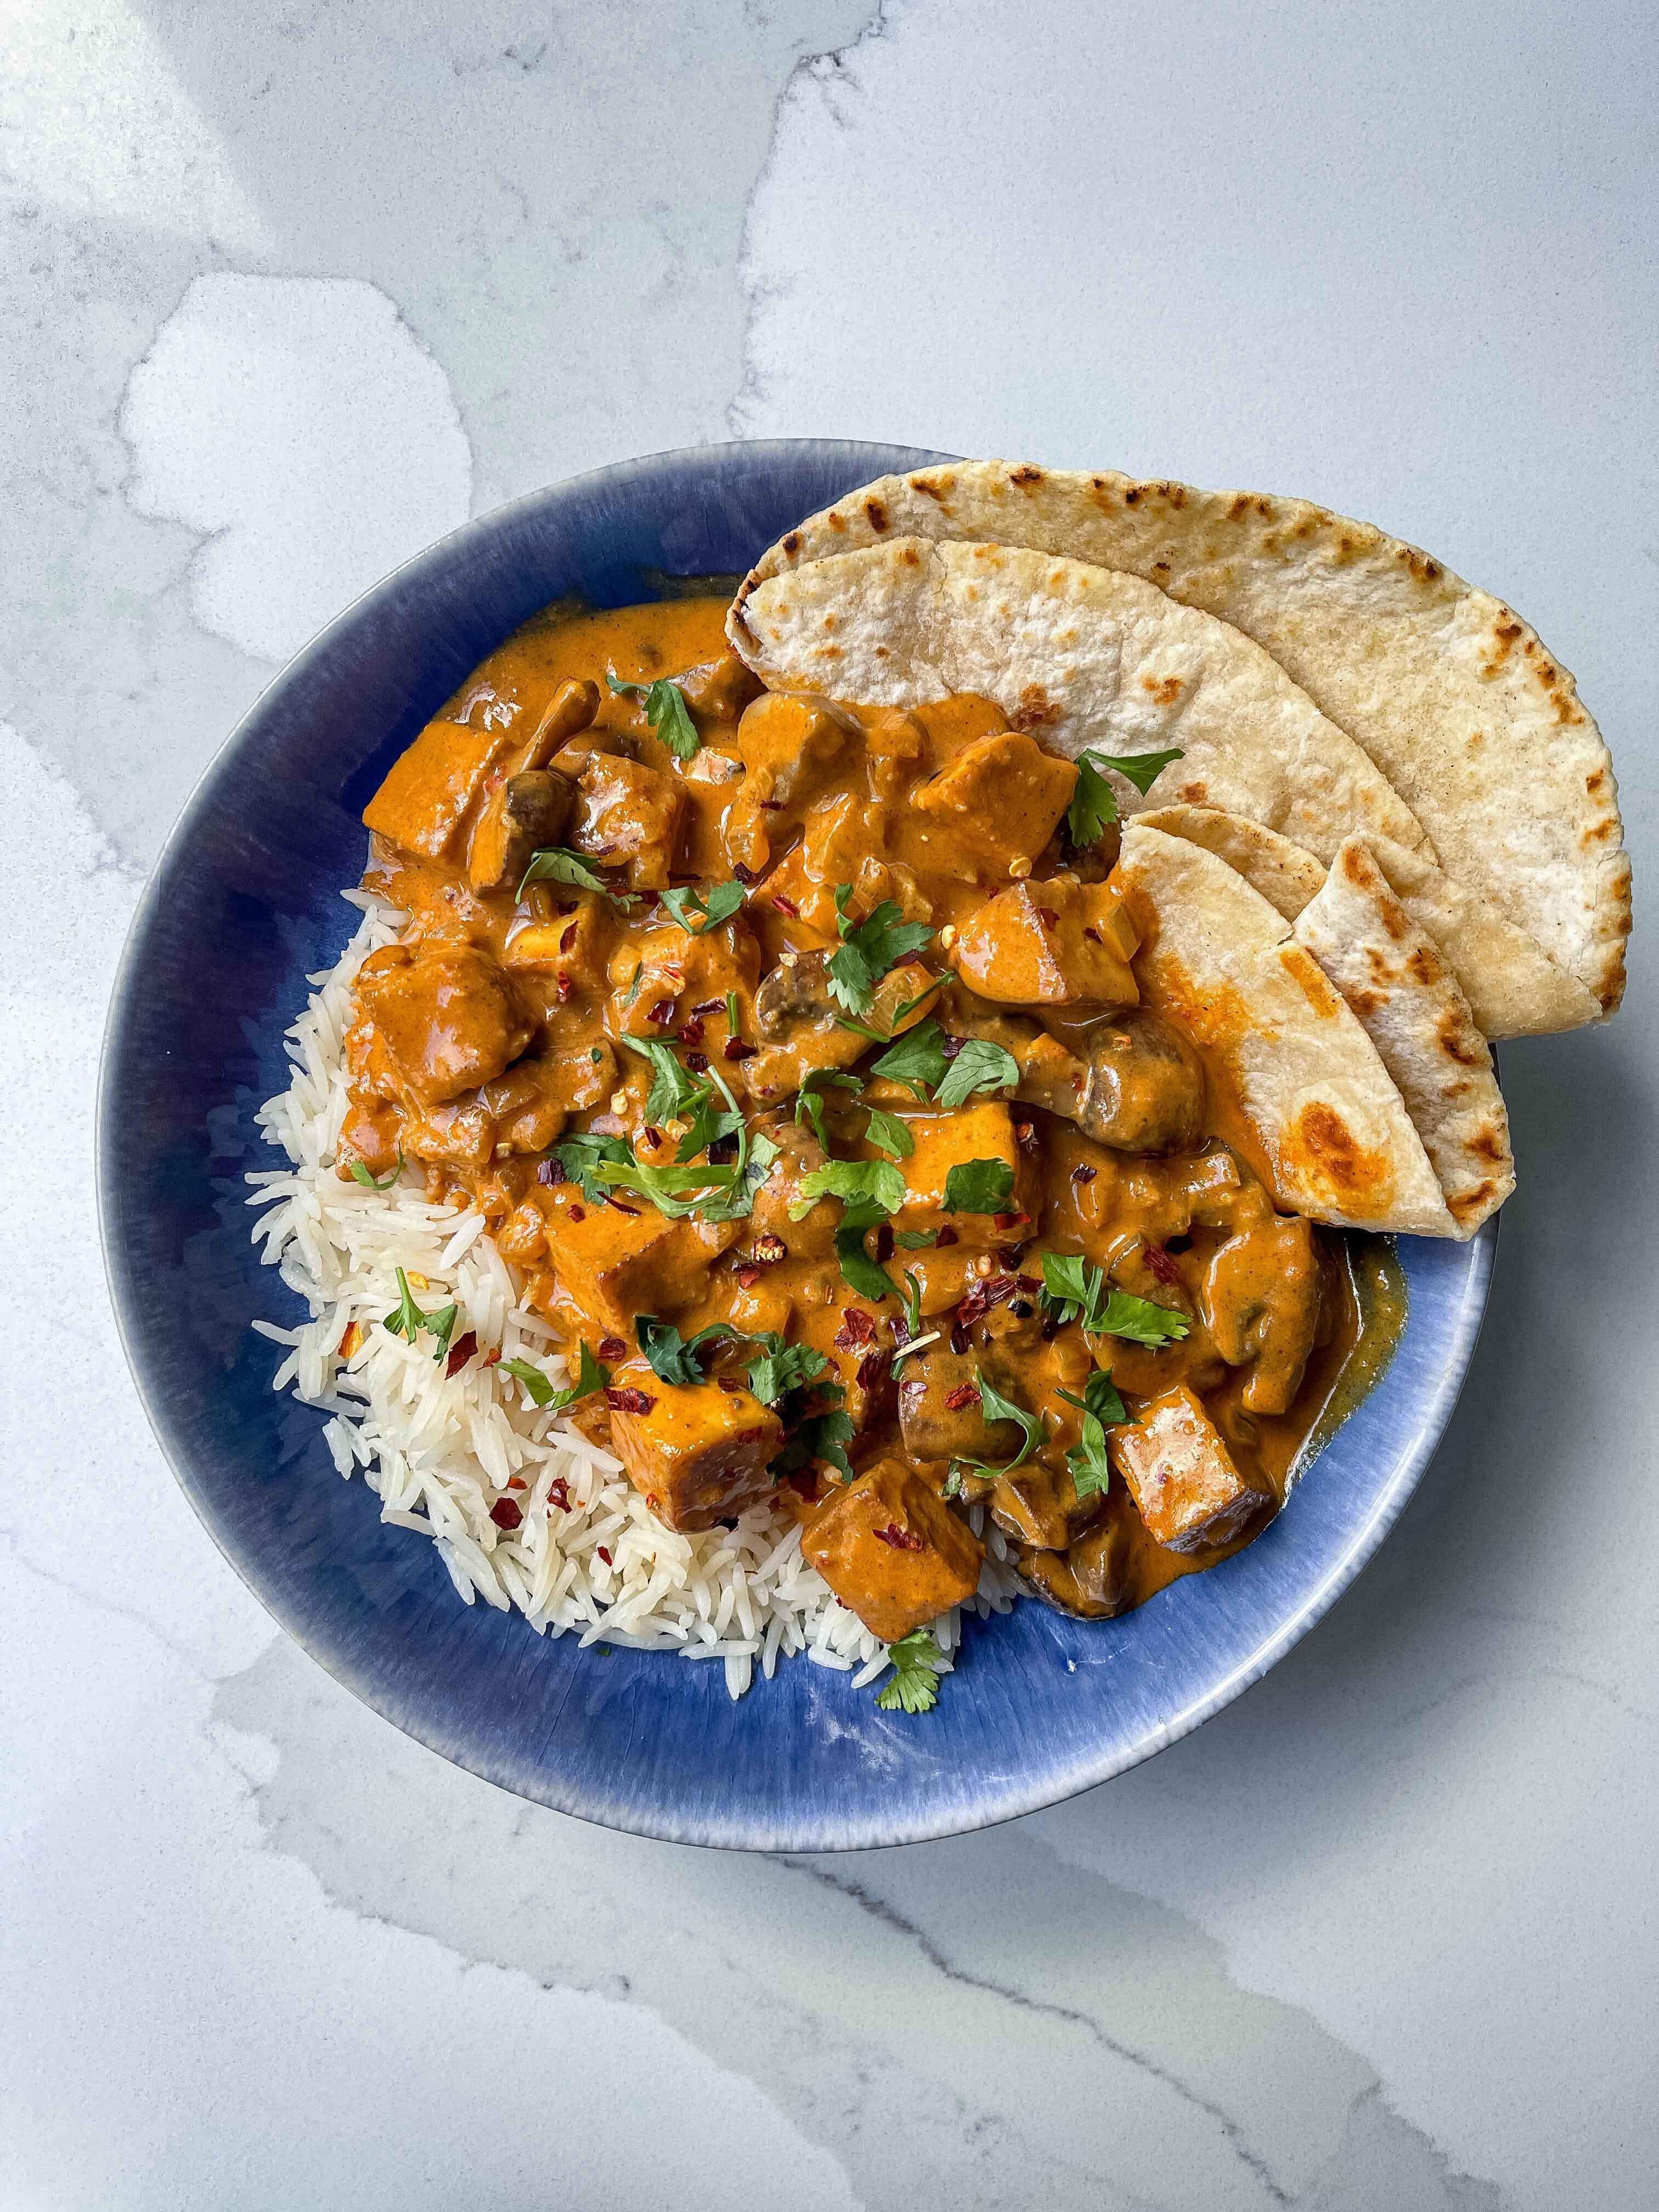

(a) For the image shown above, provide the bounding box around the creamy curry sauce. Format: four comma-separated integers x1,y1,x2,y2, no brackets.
341,594,1405,1643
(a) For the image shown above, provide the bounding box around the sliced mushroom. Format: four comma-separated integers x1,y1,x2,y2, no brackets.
1018,1513,1135,1618
467,768,577,894
1074,1008,1207,1153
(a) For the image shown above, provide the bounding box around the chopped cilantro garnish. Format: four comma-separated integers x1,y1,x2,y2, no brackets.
1065,746,1184,848
381,1267,459,1362
934,1037,1020,1110
552,1132,633,1203
894,1228,938,1249
744,1334,831,1407
863,1105,915,1161
619,1034,704,1122
795,1069,862,1149
833,1200,896,1302
348,1148,403,1191
501,1341,612,1412
870,1018,949,1099
826,885,934,1018
517,846,635,907
941,1158,1016,1214
1038,1251,1189,1344
958,1373,1045,1478
876,1626,946,1714
661,879,747,934
634,1317,737,1385
1057,1369,1128,1499
788,1159,906,1221
605,670,701,761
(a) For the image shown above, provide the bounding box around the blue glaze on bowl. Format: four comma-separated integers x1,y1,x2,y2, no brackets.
99,440,1495,1850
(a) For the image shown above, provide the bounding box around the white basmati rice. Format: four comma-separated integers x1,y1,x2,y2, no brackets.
246,895,1020,1698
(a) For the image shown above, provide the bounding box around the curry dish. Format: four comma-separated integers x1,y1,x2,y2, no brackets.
335,593,1404,1658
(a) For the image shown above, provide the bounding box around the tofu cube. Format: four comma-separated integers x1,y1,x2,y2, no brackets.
355,945,531,1108
541,1187,717,1338
606,1367,785,1532
363,719,511,860
886,1100,1035,1242
912,730,1077,878
801,1459,985,1643
1109,1385,1274,1552
953,877,1139,1006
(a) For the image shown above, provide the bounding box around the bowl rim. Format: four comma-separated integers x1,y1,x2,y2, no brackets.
97,436,1498,1848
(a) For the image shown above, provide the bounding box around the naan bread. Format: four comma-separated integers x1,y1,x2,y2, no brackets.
739,462,1624,1024
730,538,1431,864
1137,805,1591,1040
1113,824,1462,1237
1291,839,1513,1235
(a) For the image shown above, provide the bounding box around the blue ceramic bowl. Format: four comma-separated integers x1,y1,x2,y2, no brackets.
99,439,1494,1850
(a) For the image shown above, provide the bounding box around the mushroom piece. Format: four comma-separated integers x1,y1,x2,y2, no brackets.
1073,1007,1207,1154
467,768,578,894
1018,1513,1135,1618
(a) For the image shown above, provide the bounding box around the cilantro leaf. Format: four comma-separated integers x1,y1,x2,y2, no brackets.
517,846,635,906
788,1158,907,1221
795,1069,862,1150
1065,747,1185,848
381,1267,459,1362
826,888,935,1018
863,1105,915,1161
894,1228,938,1249
834,1200,896,1302
744,1334,831,1407
791,1406,857,1480
966,1374,1045,1475
635,1316,736,1385
593,1153,740,1218
900,1268,926,1341
1038,1251,1189,1344
605,670,700,762
619,1033,704,1122
661,879,747,934
941,1158,1016,1214
870,1018,949,1099
501,1341,612,1412
348,1148,403,1191
934,1038,1020,1110
552,1132,633,1204
876,1626,946,1714
1057,1369,1128,1499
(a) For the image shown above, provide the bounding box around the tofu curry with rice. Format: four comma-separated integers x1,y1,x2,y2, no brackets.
341,592,1403,1667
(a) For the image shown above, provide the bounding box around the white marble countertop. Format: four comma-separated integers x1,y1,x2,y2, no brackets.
4,4,1655,2205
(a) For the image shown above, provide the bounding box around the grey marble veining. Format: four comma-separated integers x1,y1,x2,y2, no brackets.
3,3,1656,2206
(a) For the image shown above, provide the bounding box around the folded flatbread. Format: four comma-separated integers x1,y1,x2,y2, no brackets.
730,537,1431,864
1291,838,1513,1235
1137,805,1591,1040
738,462,1626,1026
1113,824,1468,1238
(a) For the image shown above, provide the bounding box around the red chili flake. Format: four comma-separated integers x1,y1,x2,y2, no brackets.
735,1264,763,1289
1070,1164,1097,1186
716,1375,743,1393
482,1348,501,1368
554,899,577,916
537,1157,566,1186
732,861,759,885
568,1203,586,1222
1014,1118,1040,1156
836,1307,877,1350
605,1198,641,1217
752,1233,787,1266
1144,1243,1181,1286
559,921,579,953
874,1223,895,1263
689,997,724,1016
855,1348,889,1391
687,1051,709,1074
445,1329,479,1377
1015,1273,1042,1295
770,892,800,917
758,798,784,811
781,1470,820,1503
597,1335,627,1361
643,1125,664,1148
605,1386,655,1414
545,1477,572,1513
1083,926,1103,945
874,1523,926,1551
940,1032,964,1060
935,1225,960,1247
1039,907,1060,929
951,1320,971,1354
507,1475,528,1492
647,998,676,1026
945,1381,979,1410
992,1210,1029,1231
723,1037,755,1062
555,972,573,1003
678,1018,704,1046
596,1545,613,1567
489,1497,523,1531
337,1319,365,1359
955,1272,1020,1334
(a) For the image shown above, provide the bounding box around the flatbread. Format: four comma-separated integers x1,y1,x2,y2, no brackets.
1137,805,1590,1040
1113,824,1462,1237
730,538,1432,865
1293,840,1513,1234
738,461,1625,1023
